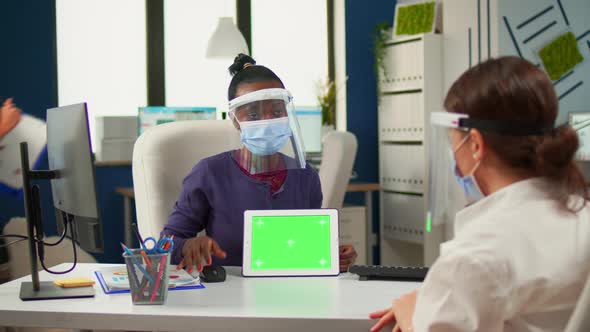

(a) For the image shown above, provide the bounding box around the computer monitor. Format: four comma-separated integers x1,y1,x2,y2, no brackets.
569,112,590,161
295,108,322,154
47,103,103,253
19,102,103,301
138,106,217,135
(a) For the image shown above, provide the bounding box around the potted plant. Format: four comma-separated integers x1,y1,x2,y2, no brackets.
317,78,337,137
373,22,391,104
393,1,440,38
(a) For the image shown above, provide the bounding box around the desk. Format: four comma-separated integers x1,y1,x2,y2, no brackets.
0,263,420,331
116,183,380,264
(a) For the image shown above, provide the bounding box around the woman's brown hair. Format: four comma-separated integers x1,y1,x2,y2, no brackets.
444,56,588,212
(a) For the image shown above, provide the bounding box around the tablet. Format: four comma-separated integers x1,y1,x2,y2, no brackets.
242,209,339,277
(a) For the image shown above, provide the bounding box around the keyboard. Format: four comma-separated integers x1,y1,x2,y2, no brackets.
348,265,428,281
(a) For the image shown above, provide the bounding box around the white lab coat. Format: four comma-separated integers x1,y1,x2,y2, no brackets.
413,178,590,332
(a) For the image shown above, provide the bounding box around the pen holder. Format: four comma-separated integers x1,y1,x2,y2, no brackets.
123,249,170,305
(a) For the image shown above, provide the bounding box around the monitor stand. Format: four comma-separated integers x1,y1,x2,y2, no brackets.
20,281,94,301
19,142,95,301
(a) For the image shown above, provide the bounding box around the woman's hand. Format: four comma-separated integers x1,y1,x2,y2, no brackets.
0,98,22,139
369,290,418,332
177,236,227,273
339,244,357,272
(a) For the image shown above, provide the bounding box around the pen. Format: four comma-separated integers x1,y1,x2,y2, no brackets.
121,243,154,284
164,235,174,251
120,243,141,290
133,277,150,302
150,254,167,302
140,250,153,269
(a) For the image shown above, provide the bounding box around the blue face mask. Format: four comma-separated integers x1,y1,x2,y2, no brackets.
449,154,484,205
239,117,292,156
449,136,484,205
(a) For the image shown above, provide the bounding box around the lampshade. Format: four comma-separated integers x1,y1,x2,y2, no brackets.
206,17,249,58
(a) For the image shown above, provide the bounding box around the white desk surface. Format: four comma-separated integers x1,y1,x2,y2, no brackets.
0,263,420,331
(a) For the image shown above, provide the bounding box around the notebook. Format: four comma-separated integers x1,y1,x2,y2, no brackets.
94,266,204,294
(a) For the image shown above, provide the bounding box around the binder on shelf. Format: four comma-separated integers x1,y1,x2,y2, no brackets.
380,144,425,194
382,191,424,243
382,37,425,92
379,92,425,142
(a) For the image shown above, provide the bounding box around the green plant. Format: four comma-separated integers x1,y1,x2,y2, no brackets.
373,22,390,104
317,78,336,126
395,1,436,36
539,32,584,80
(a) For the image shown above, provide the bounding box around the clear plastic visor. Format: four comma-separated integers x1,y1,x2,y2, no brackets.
227,88,306,175
427,112,469,229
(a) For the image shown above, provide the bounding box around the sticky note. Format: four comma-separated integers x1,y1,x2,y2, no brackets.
53,277,95,288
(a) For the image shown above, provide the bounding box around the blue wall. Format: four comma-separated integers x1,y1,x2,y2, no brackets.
0,0,58,234
0,1,131,263
344,0,396,264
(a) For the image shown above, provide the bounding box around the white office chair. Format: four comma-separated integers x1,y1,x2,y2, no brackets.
133,120,358,236
565,271,590,331
132,120,242,238
319,131,358,209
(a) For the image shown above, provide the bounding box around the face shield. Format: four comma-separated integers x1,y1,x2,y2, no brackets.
228,88,306,175
427,112,469,232
427,111,554,231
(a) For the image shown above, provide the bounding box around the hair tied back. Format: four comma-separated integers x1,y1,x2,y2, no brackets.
228,53,257,76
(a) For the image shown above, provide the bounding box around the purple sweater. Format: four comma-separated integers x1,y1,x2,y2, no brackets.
162,151,322,266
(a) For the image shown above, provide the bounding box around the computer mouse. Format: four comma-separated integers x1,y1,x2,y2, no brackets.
200,265,226,283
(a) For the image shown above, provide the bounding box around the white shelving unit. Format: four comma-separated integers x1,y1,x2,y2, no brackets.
378,33,444,267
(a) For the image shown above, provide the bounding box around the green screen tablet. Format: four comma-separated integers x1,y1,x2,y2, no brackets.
242,209,339,276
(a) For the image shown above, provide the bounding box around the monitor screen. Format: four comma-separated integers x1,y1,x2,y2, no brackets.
47,103,103,253
295,108,322,154
249,214,332,270
569,112,590,161
138,106,216,135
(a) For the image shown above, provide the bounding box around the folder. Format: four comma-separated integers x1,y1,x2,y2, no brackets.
94,266,205,295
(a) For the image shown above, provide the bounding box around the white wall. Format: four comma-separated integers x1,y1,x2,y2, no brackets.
497,0,590,125
164,0,235,110
443,0,590,124
56,0,147,150
334,0,348,131
251,0,328,107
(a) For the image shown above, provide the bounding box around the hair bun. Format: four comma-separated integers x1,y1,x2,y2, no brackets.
228,53,256,76
535,125,579,178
